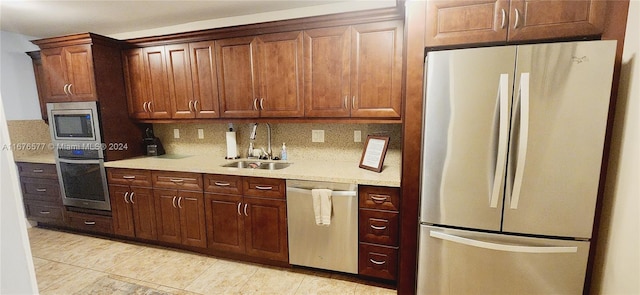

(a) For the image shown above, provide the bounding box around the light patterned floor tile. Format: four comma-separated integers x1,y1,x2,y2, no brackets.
39,268,104,295
295,275,358,294
185,259,258,294
240,267,310,295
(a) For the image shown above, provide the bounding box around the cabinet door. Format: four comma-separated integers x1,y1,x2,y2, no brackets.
143,46,171,119
40,47,70,102
178,190,207,248
508,0,606,42
216,36,260,118
154,189,182,244
122,48,149,119
256,31,304,117
351,21,403,118
205,193,245,254
166,44,195,119
109,185,135,238
130,187,157,240
424,0,510,47
244,197,288,262
303,26,351,117
190,41,220,118
64,44,97,101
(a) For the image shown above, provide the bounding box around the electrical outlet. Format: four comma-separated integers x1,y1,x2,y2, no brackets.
354,130,362,142
197,129,204,139
173,129,180,139
312,130,325,143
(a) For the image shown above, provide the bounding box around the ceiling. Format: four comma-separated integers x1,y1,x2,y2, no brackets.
0,0,396,39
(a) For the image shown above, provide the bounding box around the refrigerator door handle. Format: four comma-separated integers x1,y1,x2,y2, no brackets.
510,72,530,209
430,230,577,253
490,74,510,208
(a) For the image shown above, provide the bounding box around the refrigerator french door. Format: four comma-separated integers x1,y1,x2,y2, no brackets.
417,40,616,294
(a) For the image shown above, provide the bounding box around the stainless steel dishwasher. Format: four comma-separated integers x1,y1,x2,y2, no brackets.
286,179,358,274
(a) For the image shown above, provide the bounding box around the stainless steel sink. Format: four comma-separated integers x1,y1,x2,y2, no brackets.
221,161,290,170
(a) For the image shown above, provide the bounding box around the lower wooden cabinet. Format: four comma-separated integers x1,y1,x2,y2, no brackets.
155,189,207,248
205,174,288,262
66,211,113,234
18,162,65,226
110,185,157,240
358,185,400,281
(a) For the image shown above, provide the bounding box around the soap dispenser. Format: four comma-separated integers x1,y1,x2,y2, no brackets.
280,143,287,160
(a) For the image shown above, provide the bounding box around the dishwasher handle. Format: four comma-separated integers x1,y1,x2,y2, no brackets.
286,187,357,197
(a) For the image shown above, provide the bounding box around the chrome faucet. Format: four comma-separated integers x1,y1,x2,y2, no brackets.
249,123,272,159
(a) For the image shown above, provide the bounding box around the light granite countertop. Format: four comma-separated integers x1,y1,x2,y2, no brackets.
14,153,401,187
105,154,401,187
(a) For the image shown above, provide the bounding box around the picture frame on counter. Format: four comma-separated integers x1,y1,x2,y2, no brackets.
359,135,390,173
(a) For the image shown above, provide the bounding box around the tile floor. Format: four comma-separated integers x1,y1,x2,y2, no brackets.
28,227,396,295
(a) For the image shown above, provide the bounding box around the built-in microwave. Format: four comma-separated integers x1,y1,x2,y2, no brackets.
47,101,100,142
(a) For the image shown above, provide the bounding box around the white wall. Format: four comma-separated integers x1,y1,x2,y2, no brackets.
592,1,640,294
0,31,41,120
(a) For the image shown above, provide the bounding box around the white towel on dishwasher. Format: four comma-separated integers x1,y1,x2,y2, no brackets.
312,189,332,226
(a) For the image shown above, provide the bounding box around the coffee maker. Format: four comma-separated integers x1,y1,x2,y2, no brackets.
143,128,165,156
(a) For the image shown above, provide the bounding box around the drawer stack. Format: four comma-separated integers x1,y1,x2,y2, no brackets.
358,185,400,281
18,162,65,225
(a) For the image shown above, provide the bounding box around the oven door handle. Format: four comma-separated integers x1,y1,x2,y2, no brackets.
57,157,103,164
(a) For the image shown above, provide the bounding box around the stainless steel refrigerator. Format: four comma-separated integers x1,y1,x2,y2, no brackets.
417,40,616,294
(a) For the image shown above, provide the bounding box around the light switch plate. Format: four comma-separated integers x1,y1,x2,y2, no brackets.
173,129,180,139
354,130,362,142
197,129,204,139
312,130,325,143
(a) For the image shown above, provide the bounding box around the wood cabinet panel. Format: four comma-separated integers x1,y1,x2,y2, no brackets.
179,190,207,248
359,209,399,246
358,243,398,280
64,44,96,100
27,51,49,121
155,189,183,244
189,41,220,118
110,184,136,237
256,31,304,117
351,21,403,118
303,26,351,117
166,44,195,119
244,196,288,262
507,0,606,41
66,211,113,234
216,36,260,118
20,177,60,202
130,187,157,240
204,174,243,195
243,177,285,199
205,193,245,254
107,168,152,187
122,48,149,118
17,162,57,179
359,185,400,211
152,171,203,191
40,47,70,102
143,46,171,119
24,201,65,224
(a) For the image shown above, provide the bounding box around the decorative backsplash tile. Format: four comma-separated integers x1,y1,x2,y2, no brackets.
6,120,53,158
153,123,402,164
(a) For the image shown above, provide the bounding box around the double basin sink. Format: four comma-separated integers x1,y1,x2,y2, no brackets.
221,160,291,170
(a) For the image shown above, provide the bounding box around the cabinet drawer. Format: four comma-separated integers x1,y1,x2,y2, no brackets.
359,185,400,211
107,168,152,187
21,177,60,202
152,171,203,191
24,201,64,224
359,243,398,281
243,177,285,199
359,209,399,246
66,211,113,234
204,174,243,195
17,162,57,179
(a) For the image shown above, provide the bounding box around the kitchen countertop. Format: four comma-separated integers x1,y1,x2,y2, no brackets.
105,154,401,187
13,153,401,187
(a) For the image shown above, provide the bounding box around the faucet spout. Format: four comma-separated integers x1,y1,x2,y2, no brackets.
249,123,272,159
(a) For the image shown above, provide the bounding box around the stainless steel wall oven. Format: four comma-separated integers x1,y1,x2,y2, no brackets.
48,102,111,211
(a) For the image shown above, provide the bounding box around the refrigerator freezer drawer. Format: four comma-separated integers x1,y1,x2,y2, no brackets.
417,225,590,295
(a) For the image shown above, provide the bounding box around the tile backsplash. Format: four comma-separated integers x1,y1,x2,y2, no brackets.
153,123,402,163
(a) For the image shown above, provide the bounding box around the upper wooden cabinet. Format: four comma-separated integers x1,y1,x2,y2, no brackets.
39,44,97,102
303,22,403,119
26,51,49,121
216,31,304,118
122,47,171,119
424,0,607,47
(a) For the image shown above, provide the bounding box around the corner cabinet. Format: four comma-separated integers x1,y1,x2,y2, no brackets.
303,21,403,118
204,174,288,262
216,31,304,118
425,0,607,47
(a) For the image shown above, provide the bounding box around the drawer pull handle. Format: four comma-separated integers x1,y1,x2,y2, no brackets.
123,175,136,179
369,258,386,265
32,169,44,173
370,195,389,203
39,211,51,215
178,197,183,209
124,192,130,203
237,202,242,216
172,196,177,208
370,224,387,230
170,179,184,183
214,181,231,187
244,203,248,216
130,192,135,204
255,185,273,190
84,221,96,225
36,188,47,192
